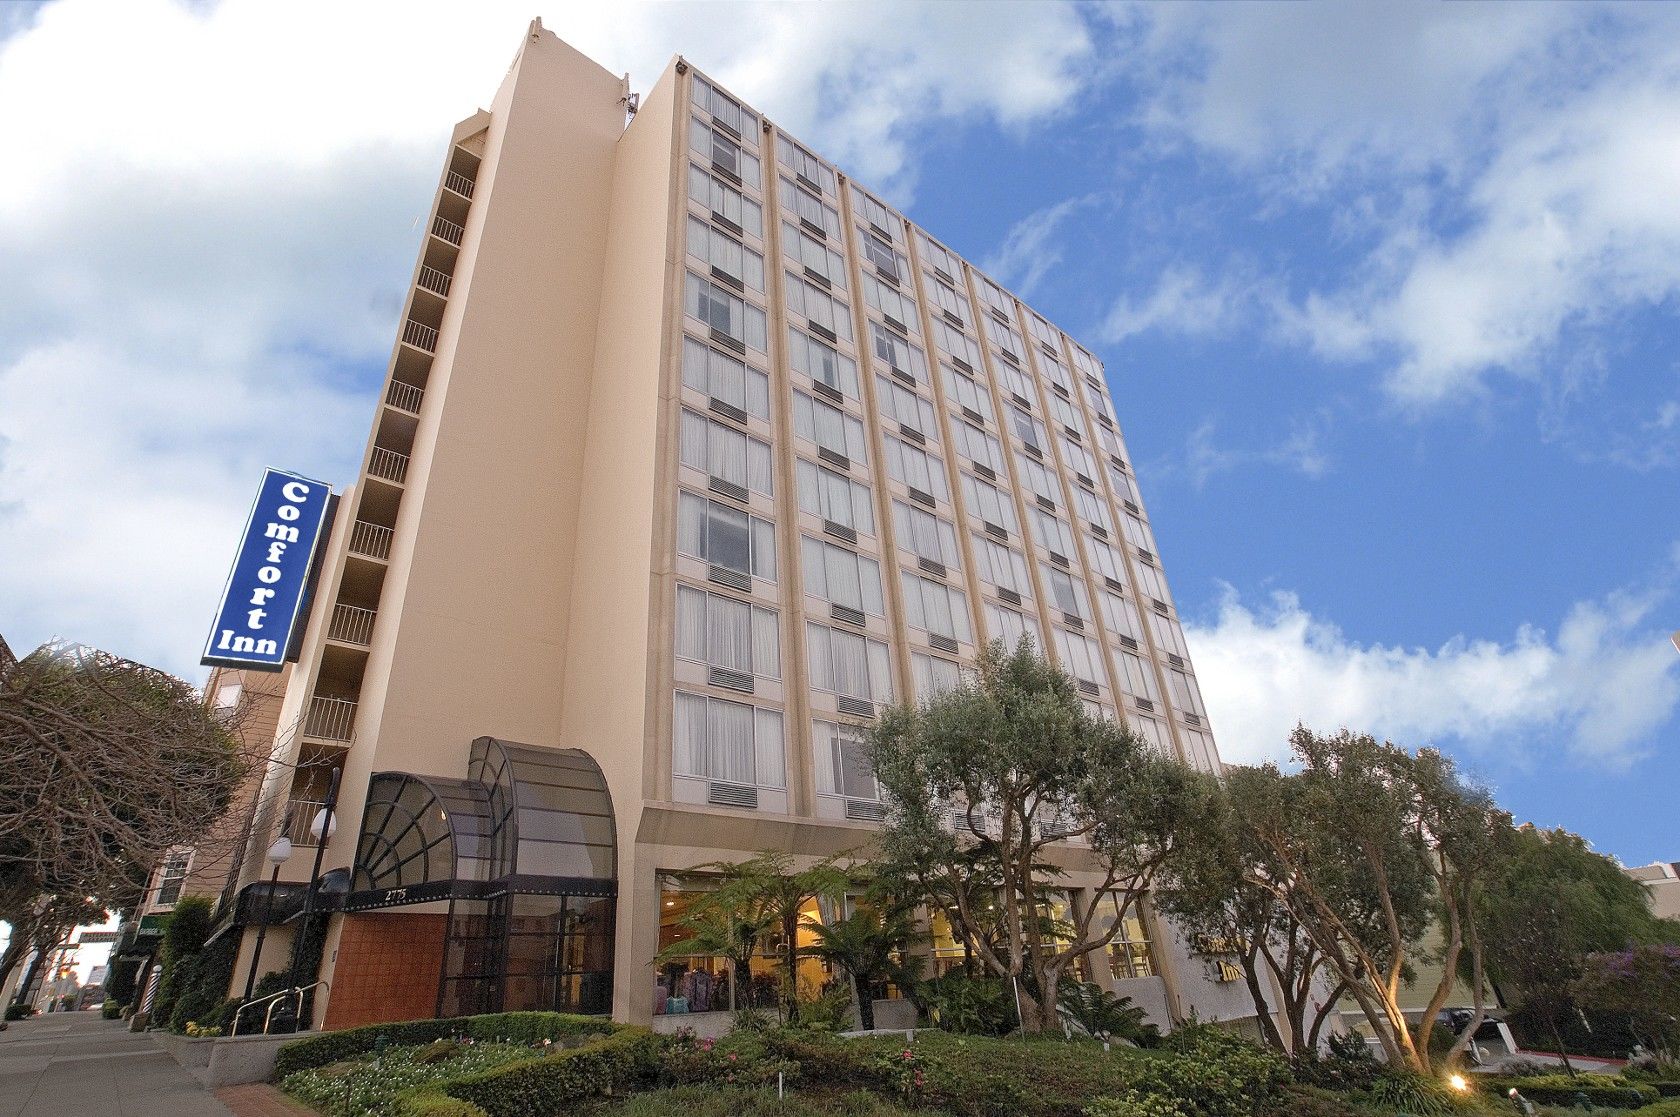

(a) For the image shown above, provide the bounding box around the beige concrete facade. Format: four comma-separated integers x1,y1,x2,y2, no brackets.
222,21,1260,1033
1626,861,1680,921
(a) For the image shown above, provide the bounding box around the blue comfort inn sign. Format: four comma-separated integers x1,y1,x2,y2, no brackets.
202,468,333,670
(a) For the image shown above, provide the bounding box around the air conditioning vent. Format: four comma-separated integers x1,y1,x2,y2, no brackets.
928,633,959,654
973,462,997,482
918,557,947,578
877,266,901,288
708,397,748,425
1090,524,1108,540
1186,713,1203,727
1042,342,1059,359
711,212,743,237
1104,577,1124,593
934,267,955,284
1063,613,1083,631
1024,444,1044,462
869,220,892,240
892,368,917,387
709,328,746,354
830,603,866,628
908,487,935,509
1124,501,1141,515
943,310,964,329
808,320,838,343
812,380,844,404
1168,654,1186,669
1050,551,1070,570
898,423,925,445
803,266,832,290
712,118,741,140
1076,472,1095,488
952,356,973,374
709,782,758,810
1077,679,1099,697
884,315,908,337
997,588,1022,606
1036,495,1055,513
708,476,749,503
1153,599,1171,615
1012,393,1031,410
984,521,1008,542
1110,454,1127,470
1000,349,1020,366
845,799,886,823
712,161,742,185
1118,635,1138,651
710,265,745,292
708,564,751,592
818,446,850,470
836,695,875,718
961,406,984,425
796,172,823,195
1065,427,1081,443
799,217,827,240
709,666,754,693
1135,698,1155,713
990,307,1009,325
1138,549,1155,563
822,520,857,544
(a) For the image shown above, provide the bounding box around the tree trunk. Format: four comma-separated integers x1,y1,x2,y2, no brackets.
852,972,875,1031
0,937,25,1003
12,943,48,1009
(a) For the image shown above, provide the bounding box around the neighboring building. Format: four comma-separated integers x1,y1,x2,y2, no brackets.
1626,861,1680,921
216,22,1257,1035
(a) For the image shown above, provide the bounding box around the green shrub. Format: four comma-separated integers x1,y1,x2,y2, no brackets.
391,1095,487,1117
1292,1033,1383,1093
1257,1084,1366,1117
917,971,1018,1036
1364,1072,1457,1117
101,999,123,1020
167,932,239,1033
1481,1072,1658,1109
152,896,215,1026
442,1027,658,1117
5,1003,37,1021
1632,1101,1680,1117
1058,982,1160,1047
1084,1096,1188,1117
272,1011,610,1079
281,1041,532,1116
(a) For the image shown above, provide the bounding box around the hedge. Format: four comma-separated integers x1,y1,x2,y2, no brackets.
442,1027,659,1117
1635,1103,1680,1117
1482,1073,1659,1109
272,1012,612,1079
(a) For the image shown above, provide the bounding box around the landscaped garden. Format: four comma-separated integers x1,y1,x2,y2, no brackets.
271,1007,1680,1117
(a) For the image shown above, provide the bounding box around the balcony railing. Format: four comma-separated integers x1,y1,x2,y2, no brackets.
328,603,376,647
368,447,409,484
284,800,328,848
416,265,452,298
302,695,357,743
386,379,424,414
445,171,476,199
348,520,393,561
431,215,465,246
402,320,438,353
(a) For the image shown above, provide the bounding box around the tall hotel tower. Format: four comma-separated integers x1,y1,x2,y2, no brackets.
222,21,1256,1035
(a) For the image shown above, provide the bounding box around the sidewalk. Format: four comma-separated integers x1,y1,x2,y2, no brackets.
0,1011,233,1117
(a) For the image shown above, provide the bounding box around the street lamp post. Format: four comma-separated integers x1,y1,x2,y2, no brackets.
285,766,342,1019
240,827,294,1004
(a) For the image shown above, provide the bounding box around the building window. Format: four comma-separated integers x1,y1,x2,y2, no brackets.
918,232,960,279
796,460,875,534
1122,513,1156,553
1094,893,1157,980
1050,390,1085,436
883,436,948,502
997,359,1034,403
875,376,937,441
782,220,847,288
932,319,982,369
1132,713,1171,754
1074,485,1112,533
812,719,878,802
677,491,776,581
783,270,852,342
673,691,785,791
1117,651,1160,703
869,322,927,380
961,473,1017,532
970,533,1029,597
689,164,763,239
941,363,994,424
1054,627,1105,688
1133,560,1170,605
1088,539,1125,584
690,117,761,188
1015,451,1057,503
900,570,971,643
862,270,915,326
786,325,858,396
927,275,968,323
1031,508,1074,557
952,419,1006,475
687,217,765,293
675,585,780,681
1168,668,1206,716
1042,564,1087,619
155,850,191,907
682,337,769,421
780,175,840,237
1151,612,1188,658
1061,433,1097,479
1108,462,1138,504
911,652,961,702
693,76,758,141
1101,590,1143,642
777,137,836,195
985,315,1024,357
892,501,959,569
984,601,1033,648
679,408,773,496
806,623,893,704
800,536,885,616
685,271,766,352
792,390,868,463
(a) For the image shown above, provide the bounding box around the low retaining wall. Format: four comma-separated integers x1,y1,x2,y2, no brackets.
152,1029,298,1087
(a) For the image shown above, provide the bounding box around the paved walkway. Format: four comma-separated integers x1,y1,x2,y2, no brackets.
0,1011,234,1117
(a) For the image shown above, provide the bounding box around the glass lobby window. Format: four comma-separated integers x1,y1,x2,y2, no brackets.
690,117,760,189
792,389,868,463
970,533,1029,597
787,325,859,396
984,601,1033,648
961,473,1017,532
688,165,762,238
875,375,937,441
783,271,853,342
673,691,785,791
941,363,994,424
812,719,878,801
1117,651,1160,703
780,174,840,238
884,435,949,501
1093,893,1158,980
911,652,961,702
1042,563,1087,619
682,336,768,421
686,271,766,352
687,216,765,293
675,585,780,681
679,408,773,496
932,318,982,369
778,136,836,195
952,419,1006,475
796,459,875,534
893,500,960,568
862,273,918,333
806,622,893,704
693,75,758,140
900,570,971,643
800,535,885,616
677,490,777,581
870,322,928,382
782,220,847,289
1055,627,1105,687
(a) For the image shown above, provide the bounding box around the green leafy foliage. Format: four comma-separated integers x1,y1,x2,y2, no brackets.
1362,1072,1458,1116
915,971,1016,1036
280,1041,531,1116
1057,981,1159,1046
101,998,123,1020
272,1011,612,1078
442,1027,658,1116
1479,1072,1658,1108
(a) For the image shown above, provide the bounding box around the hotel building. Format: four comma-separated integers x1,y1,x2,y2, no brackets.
218,21,1259,1034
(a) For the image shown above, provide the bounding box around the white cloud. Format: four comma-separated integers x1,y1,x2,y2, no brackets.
0,0,1097,677
983,194,1103,298
1185,575,1680,771
1099,265,1245,343
1182,415,1330,489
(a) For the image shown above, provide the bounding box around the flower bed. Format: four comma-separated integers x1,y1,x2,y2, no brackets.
281,1041,535,1117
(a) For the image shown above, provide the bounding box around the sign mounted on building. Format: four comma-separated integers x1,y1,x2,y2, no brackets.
202,469,333,670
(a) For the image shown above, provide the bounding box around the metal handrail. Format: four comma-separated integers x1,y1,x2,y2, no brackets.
266,981,329,1035
431,215,465,246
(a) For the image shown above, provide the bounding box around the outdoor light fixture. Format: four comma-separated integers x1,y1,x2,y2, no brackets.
309,808,337,843
243,829,295,1003
1448,1073,1468,1093
267,836,294,866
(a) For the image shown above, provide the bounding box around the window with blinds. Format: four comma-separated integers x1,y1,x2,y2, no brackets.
1117,651,1160,703
1042,563,1087,619
675,585,780,681
779,174,840,237
870,322,928,380
875,375,937,440
787,325,859,396
961,473,1017,532
800,536,885,616
911,652,961,702
682,337,769,421
673,691,785,790
941,363,994,424
984,601,1033,648
1054,627,1105,687
970,533,1030,596
952,419,1006,475
893,501,960,569
883,436,949,502
782,220,847,288
687,216,765,293
677,491,777,581
796,459,875,534
689,117,761,188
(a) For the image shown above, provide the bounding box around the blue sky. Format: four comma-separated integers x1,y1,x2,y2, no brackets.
0,2,1675,865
